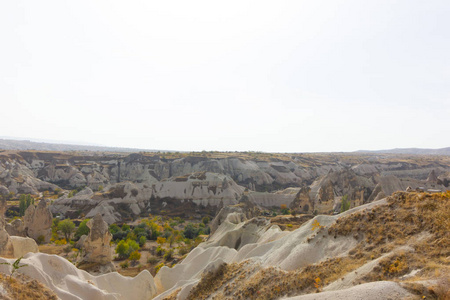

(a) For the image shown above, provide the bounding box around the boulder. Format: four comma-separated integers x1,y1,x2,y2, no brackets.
75,234,87,249
24,200,53,243
6,219,26,237
81,214,112,265
0,185,8,195
10,236,39,257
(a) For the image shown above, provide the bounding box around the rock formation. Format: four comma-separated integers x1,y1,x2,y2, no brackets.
0,197,38,258
24,200,53,243
0,229,14,258
153,192,448,299
9,236,39,257
1,150,448,221
427,169,438,182
210,195,260,235
289,186,313,213
0,253,157,300
5,218,26,236
81,214,112,265
0,197,14,257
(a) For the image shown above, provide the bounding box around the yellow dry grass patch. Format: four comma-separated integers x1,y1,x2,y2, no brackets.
0,273,58,300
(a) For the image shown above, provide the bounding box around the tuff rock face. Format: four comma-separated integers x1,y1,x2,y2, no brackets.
0,229,14,258
290,186,313,213
24,200,53,243
1,151,449,222
82,214,112,265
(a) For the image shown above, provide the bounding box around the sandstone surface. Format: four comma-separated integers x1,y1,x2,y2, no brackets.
81,214,112,265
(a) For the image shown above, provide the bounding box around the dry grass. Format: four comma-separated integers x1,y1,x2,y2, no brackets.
186,255,369,300
162,288,181,300
38,244,65,255
0,273,58,300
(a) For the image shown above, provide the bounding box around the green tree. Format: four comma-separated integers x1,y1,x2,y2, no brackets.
19,195,26,216
25,194,33,208
202,216,210,225
75,219,90,239
129,250,141,265
340,195,350,213
127,239,140,253
116,240,130,259
19,194,35,216
183,223,198,239
109,224,120,234
58,219,76,241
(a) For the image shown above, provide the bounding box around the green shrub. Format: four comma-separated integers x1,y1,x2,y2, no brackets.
36,235,46,245
129,250,141,263
178,245,190,256
156,246,165,256
155,263,164,274
75,219,90,239
147,256,159,264
163,249,174,261
120,261,129,269
109,224,120,234
139,236,147,247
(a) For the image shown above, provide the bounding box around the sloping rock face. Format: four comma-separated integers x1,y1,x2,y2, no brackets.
24,200,53,243
4,150,449,194
0,155,58,195
308,169,373,213
51,172,245,224
248,187,300,208
153,192,448,299
210,195,260,235
153,210,361,298
81,214,112,265
2,151,450,219
0,252,157,300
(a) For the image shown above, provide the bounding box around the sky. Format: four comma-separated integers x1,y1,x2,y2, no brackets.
1,1,449,152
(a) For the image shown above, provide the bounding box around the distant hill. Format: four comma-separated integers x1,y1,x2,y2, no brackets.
356,147,450,155
0,138,161,153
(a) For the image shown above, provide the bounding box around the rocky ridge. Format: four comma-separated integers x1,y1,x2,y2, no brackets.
0,151,449,223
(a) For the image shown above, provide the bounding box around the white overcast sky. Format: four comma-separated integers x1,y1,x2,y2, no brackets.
1,1,449,152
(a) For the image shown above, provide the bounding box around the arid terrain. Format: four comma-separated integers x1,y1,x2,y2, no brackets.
0,149,449,299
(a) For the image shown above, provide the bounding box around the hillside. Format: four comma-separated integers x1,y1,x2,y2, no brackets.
156,191,450,299
1,191,448,299
357,147,450,156
1,150,449,224
0,138,161,153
